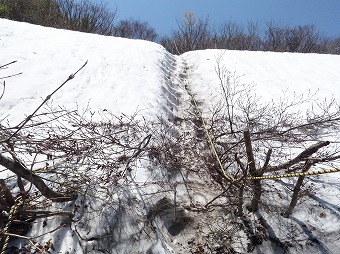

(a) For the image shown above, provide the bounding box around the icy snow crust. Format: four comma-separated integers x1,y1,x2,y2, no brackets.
1,19,340,253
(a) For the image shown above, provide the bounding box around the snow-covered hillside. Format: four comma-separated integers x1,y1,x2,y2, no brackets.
1,18,340,254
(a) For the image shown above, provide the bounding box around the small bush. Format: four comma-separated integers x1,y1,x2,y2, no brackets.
55,0,117,35
0,3,10,18
113,18,158,41
0,0,64,26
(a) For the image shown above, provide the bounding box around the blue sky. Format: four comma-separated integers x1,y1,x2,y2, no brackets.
102,0,340,38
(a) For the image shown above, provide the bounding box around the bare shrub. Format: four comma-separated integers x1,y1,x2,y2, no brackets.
1,63,173,254
161,16,339,54
215,20,261,51
263,22,323,53
201,55,340,215
113,18,158,41
0,0,64,27
55,0,116,35
161,12,213,54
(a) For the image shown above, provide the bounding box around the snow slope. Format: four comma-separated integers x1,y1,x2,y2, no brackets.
1,18,340,254
0,19,168,124
184,49,340,103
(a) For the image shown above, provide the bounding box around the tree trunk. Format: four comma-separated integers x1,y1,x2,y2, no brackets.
0,179,15,206
244,129,262,212
235,153,246,216
282,160,313,218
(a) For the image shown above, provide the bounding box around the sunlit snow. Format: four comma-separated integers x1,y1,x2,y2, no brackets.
1,18,340,254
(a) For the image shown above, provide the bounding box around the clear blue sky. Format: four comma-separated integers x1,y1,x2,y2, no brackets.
103,0,340,38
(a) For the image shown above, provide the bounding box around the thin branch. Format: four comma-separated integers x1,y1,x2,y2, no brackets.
234,153,246,174
279,117,340,136
0,81,5,100
310,154,340,163
205,181,236,208
2,61,88,142
1,232,46,253
0,61,17,69
261,148,272,173
0,72,23,80
19,209,73,220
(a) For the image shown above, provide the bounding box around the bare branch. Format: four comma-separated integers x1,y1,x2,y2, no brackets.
0,72,23,80
267,141,330,172
261,148,272,171
1,232,46,253
0,153,77,202
2,61,87,142
0,61,17,69
234,153,246,174
0,81,5,101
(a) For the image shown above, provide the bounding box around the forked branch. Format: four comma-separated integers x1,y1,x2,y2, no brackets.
1,61,88,142
266,141,330,172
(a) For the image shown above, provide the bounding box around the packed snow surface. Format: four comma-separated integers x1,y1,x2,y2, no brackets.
0,18,340,254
